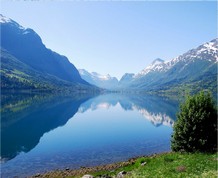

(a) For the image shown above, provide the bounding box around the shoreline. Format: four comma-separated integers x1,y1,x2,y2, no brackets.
29,152,166,178
29,151,217,178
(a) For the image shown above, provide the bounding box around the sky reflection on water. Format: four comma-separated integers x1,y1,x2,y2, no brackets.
1,93,179,177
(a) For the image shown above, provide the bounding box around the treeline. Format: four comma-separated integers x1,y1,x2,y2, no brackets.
1,75,50,90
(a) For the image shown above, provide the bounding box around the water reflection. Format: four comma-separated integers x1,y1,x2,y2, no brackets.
1,93,179,177
1,93,94,162
79,94,178,127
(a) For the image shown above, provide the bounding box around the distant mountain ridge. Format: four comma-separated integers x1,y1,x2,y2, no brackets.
117,39,217,93
79,39,217,93
79,69,118,89
118,73,135,88
1,14,216,93
0,14,94,91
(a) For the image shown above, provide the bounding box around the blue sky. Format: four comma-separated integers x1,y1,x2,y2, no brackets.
1,1,217,79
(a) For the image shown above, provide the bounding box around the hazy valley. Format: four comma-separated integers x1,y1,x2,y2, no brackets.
1,14,217,96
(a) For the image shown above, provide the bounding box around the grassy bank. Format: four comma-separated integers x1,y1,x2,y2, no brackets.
31,152,217,178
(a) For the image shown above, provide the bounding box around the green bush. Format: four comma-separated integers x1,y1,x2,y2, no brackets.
171,91,217,152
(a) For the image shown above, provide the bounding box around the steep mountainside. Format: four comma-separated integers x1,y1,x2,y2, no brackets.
0,14,93,91
118,73,135,88
1,48,85,90
79,69,118,89
119,39,217,93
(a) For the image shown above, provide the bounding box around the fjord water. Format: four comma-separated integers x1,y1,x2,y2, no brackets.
1,93,179,177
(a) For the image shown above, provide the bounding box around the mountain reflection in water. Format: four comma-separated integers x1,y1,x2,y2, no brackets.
79,94,177,127
1,93,94,162
1,93,179,178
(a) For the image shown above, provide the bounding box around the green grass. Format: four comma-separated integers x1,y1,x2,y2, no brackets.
126,152,217,178
69,152,217,178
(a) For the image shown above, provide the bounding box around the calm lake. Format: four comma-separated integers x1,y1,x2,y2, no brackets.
1,93,179,177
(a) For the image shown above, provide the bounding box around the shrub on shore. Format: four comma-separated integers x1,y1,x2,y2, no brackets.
171,91,217,152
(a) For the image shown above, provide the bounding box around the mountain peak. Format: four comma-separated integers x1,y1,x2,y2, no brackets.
202,38,218,54
79,69,118,89
119,73,135,84
0,14,12,23
151,58,165,66
91,72,112,80
135,58,165,78
78,69,89,75
0,14,25,30
170,38,218,64
1,14,88,85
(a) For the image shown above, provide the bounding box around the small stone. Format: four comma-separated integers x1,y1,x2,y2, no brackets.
82,174,94,178
141,162,147,166
117,171,127,178
35,173,41,177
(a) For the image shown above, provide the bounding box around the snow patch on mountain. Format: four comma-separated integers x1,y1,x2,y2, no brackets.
134,58,165,78
79,69,115,81
134,39,218,79
0,14,11,23
91,72,113,81
79,69,118,89
0,14,25,30
169,39,217,64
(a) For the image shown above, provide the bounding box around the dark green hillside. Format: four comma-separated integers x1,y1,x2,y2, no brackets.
152,72,217,97
1,48,97,92
1,17,87,84
0,14,98,93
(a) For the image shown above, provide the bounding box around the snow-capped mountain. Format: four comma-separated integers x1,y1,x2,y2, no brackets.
118,73,135,87
119,38,217,91
0,14,39,37
168,39,217,65
134,58,165,78
136,39,217,78
0,14,24,29
79,69,119,89
1,14,93,91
